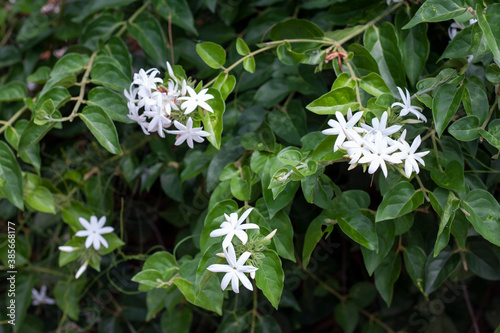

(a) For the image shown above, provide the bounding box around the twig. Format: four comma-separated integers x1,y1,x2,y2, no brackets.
462,280,480,333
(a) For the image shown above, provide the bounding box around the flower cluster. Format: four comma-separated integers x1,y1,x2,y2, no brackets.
322,87,429,178
125,62,213,148
207,208,260,293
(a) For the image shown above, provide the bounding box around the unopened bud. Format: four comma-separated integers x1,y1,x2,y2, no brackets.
216,252,226,258
58,246,79,252
263,229,277,242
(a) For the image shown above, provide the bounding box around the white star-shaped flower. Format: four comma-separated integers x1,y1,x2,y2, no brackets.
179,86,214,114
210,207,259,249
392,131,430,178
321,109,364,151
342,131,371,165
166,117,211,148
144,105,172,138
207,244,258,293
32,285,55,306
392,87,427,122
360,111,401,137
448,22,462,40
358,132,402,178
75,216,114,250
133,68,162,91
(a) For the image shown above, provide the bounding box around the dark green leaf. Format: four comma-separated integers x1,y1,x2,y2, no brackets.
127,13,168,66
432,84,464,137
152,0,197,35
0,141,24,210
306,87,359,115
79,106,122,154
255,249,284,309
376,182,423,222
404,0,467,29
0,81,26,101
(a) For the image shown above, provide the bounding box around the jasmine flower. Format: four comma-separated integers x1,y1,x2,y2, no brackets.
32,286,55,306
75,216,114,250
210,207,259,249
167,117,211,148
392,87,427,122
179,86,214,114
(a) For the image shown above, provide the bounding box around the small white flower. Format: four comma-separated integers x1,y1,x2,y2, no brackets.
58,246,79,252
75,260,88,279
179,86,214,114
32,285,55,306
166,61,176,82
133,68,162,91
360,111,401,137
342,131,370,165
321,109,364,151
386,0,403,5
392,87,427,122
166,117,211,148
358,132,402,178
75,216,114,250
144,105,172,138
207,244,258,293
469,18,477,25
448,22,462,40
210,207,259,249
392,132,430,178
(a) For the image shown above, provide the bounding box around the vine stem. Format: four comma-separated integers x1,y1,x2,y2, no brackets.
0,106,28,134
480,99,497,129
250,280,258,333
115,0,151,37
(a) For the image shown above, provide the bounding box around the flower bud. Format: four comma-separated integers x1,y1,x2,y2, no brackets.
263,229,277,242
58,246,79,252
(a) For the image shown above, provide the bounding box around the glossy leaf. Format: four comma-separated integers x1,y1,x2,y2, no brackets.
255,249,284,309
306,87,359,115
196,42,226,69
404,0,467,29
432,84,464,137
127,13,168,66
0,141,24,209
448,115,480,141
152,0,197,35
376,182,423,222
79,106,123,155
461,190,500,247
0,81,26,101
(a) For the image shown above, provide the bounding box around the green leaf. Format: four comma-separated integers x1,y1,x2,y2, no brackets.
196,42,226,69
448,115,479,141
395,12,430,86
440,25,473,60
87,87,133,123
0,141,24,209
479,119,500,150
13,273,37,330
212,73,236,100
424,250,460,295
268,99,307,146
255,249,284,310
152,0,198,35
361,220,395,275
6,120,41,173
79,106,123,155
127,12,168,66
485,63,500,83
306,87,359,115
476,3,500,65
243,56,256,73
72,0,135,22
35,86,71,110
404,0,467,29
51,53,89,77
80,14,121,50
430,160,465,192
27,66,51,84
338,211,378,251
460,190,500,247
161,307,193,333
236,38,250,55
277,42,305,65
334,302,359,333
466,243,500,281
201,88,225,150
26,186,56,214
90,63,131,92
62,201,94,232
462,81,488,124
359,73,391,97
403,246,427,294
270,19,324,52
54,279,85,321
0,81,26,101
302,214,334,268
432,84,464,137
348,43,380,76
230,165,252,201
374,252,401,307
364,23,406,95
375,182,423,222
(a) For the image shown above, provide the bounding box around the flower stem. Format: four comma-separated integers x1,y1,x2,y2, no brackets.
115,0,151,37
480,99,498,130
250,280,258,333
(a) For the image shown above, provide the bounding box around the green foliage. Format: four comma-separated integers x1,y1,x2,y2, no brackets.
1,0,500,332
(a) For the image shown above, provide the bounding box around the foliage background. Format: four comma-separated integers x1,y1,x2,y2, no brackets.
0,0,500,332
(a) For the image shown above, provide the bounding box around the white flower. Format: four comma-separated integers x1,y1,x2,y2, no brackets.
448,22,462,40
133,68,162,91
321,109,364,151
58,246,79,252
207,244,258,293
127,107,150,136
210,207,259,249
32,285,55,306
75,260,88,279
360,111,401,137
386,0,403,5
392,131,430,178
469,18,477,25
392,87,427,122
342,131,370,165
179,86,214,114
144,105,172,138
166,117,211,148
75,216,114,250
358,132,402,178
